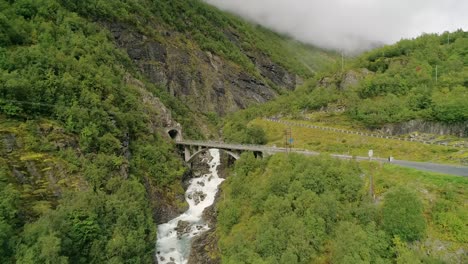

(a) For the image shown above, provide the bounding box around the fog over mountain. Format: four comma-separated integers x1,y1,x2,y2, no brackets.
205,0,468,53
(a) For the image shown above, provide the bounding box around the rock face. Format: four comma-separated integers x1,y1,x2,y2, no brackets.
189,151,211,178
339,69,372,90
318,68,373,90
249,51,300,90
145,176,188,224
381,120,468,137
124,75,181,134
0,124,88,220
188,227,219,264
187,198,221,264
106,22,300,116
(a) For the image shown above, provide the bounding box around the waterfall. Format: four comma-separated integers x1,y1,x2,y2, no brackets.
156,149,223,264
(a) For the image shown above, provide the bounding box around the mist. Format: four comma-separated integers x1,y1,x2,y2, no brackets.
204,0,468,53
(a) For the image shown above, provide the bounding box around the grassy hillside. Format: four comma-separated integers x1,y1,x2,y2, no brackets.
0,0,191,262
2,0,465,263
249,118,467,164
223,31,467,134
346,31,467,127
222,31,468,168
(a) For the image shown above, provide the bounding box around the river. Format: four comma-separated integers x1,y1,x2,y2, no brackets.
156,149,223,264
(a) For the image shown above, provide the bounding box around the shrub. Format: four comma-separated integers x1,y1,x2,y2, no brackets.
382,187,426,241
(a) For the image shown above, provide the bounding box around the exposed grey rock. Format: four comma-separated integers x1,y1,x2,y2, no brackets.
144,176,187,224
187,201,220,264
340,70,360,90
25,161,41,180
319,68,373,90
188,229,220,264
189,151,211,179
104,22,299,116
12,168,26,184
192,190,207,205
318,76,337,89
175,220,191,239
251,51,297,90
1,133,16,153
381,120,468,137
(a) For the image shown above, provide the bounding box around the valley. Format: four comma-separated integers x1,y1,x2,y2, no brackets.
0,0,467,263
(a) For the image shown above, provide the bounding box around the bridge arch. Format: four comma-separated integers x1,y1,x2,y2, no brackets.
186,147,240,163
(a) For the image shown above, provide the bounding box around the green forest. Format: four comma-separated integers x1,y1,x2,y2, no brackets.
0,0,193,262
217,153,467,263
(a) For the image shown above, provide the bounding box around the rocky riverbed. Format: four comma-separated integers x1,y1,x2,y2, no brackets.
156,149,224,264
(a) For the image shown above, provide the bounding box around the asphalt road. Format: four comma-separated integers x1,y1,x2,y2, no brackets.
330,155,468,177
391,160,468,177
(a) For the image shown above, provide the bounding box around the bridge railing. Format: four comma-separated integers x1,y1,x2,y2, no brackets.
176,139,282,150
175,140,324,156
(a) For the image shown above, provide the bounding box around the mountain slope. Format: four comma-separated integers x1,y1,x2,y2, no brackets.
0,1,189,262
223,31,468,145
0,0,337,262
333,30,467,128
60,0,338,115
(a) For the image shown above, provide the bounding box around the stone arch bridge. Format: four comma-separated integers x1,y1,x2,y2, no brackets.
176,140,271,164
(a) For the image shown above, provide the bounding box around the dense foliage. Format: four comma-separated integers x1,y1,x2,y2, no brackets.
1,0,465,263
347,31,468,127
217,153,434,263
382,187,426,242
0,0,190,262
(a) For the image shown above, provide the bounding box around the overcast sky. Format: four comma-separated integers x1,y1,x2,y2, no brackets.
204,0,468,53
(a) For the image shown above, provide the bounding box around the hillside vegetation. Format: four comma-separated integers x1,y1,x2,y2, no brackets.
1,0,466,263
217,153,467,263
0,0,195,262
216,30,468,264
347,31,467,127
223,31,468,144
57,0,337,116
59,0,336,78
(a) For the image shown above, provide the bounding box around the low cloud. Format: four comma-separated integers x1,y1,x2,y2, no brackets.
205,0,468,53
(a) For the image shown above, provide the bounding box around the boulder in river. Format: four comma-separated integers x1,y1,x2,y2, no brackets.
175,220,191,239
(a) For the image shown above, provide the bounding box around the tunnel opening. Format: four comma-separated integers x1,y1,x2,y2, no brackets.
168,129,179,140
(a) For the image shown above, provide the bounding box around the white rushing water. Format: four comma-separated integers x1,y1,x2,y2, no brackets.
156,149,223,264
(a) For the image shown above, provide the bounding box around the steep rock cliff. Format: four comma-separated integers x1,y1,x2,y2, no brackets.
107,22,301,116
